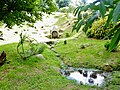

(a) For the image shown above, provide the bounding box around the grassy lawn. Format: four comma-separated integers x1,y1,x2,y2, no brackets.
0,43,98,90
55,33,120,70
0,13,120,90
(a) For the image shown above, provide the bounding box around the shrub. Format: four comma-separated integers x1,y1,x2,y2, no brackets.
86,18,113,39
17,33,45,60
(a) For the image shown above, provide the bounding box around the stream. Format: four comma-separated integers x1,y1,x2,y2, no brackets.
48,41,112,87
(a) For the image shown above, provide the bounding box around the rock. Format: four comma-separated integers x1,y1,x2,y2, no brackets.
14,31,18,34
51,48,57,53
98,51,103,55
90,72,97,79
56,54,60,57
64,40,67,44
32,32,37,34
84,43,91,47
78,70,82,74
59,29,64,32
68,23,71,25
103,63,113,72
0,51,6,66
51,30,59,39
80,45,85,49
51,45,55,48
35,54,45,60
41,26,44,28
88,79,94,83
83,71,88,77
46,41,54,45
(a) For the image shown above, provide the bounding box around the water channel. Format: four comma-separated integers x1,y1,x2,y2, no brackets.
48,42,112,87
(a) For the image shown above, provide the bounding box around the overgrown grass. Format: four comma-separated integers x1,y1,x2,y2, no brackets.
0,43,99,90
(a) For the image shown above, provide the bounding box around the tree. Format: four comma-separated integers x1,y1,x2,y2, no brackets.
73,0,120,52
0,0,57,28
81,0,87,5
56,0,70,8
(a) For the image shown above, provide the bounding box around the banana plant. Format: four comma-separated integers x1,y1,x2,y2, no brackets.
73,0,120,52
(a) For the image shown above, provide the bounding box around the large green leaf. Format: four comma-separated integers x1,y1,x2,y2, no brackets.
89,1,99,10
99,0,106,18
83,14,98,33
113,1,120,23
103,0,113,5
73,6,82,16
81,5,90,11
104,9,114,28
76,19,85,32
108,29,120,52
72,20,79,32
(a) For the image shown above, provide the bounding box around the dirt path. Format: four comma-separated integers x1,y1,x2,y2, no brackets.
0,12,77,46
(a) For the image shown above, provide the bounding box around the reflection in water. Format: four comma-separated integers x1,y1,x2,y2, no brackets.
61,68,106,87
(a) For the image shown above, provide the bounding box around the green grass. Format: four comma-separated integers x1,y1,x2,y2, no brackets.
0,13,120,90
54,31,120,89
55,32,120,70
0,43,99,90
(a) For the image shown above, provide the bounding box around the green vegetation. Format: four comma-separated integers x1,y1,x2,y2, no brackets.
0,12,120,89
56,0,70,8
0,33,120,89
17,33,45,60
0,0,57,28
86,18,114,39
55,33,120,71
0,43,98,90
73,0,120,52
0,1,120,89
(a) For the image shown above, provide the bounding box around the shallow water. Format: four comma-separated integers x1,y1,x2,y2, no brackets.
61,68,109,87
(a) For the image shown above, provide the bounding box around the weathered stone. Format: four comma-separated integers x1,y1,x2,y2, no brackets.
83,71,88,77
78,70,82,74
35,54,45,60
51,30,59,39
56,54,60,57
88,79,94,83
90,72,97,79
103,63,113,72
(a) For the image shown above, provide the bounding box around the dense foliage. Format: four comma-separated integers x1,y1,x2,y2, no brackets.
56,0,70,8
73,0,120,52
86,18,114,39
0,0,57,28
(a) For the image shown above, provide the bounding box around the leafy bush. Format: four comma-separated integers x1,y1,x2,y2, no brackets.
17,33,45,60
73,0,120,52
86,18,113,39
